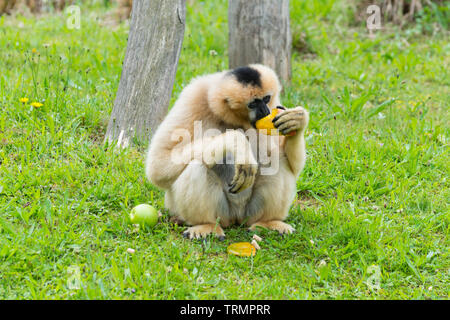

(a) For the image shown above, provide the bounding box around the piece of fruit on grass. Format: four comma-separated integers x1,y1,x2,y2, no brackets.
129,204,158,227
227,242,256,257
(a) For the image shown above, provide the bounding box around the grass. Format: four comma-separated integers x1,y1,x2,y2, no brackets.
0,0,449,299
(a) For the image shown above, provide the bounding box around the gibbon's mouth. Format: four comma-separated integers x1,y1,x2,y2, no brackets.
250,109,269,128
250,105,286,128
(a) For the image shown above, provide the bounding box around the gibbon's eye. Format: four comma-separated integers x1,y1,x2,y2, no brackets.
263,95,271,104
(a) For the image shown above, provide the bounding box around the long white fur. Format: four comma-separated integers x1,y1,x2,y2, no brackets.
146,64,309,238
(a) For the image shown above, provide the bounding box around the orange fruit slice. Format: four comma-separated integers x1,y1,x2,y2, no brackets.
227,242,256,257
255,109,279,135
255,108,296,136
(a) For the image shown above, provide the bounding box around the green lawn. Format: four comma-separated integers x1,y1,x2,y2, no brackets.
0,0,449,299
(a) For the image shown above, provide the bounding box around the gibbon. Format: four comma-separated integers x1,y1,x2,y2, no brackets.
146,64,309,240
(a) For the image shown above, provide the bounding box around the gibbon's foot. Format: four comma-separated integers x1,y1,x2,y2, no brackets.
228,163,258,194
248,220,295,235
272,106,309,136
183,224,226,240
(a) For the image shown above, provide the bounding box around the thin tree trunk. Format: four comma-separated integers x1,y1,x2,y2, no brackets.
105,0,186,147
228,0,292,83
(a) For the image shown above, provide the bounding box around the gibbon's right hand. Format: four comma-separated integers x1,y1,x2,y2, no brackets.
228,163,258,194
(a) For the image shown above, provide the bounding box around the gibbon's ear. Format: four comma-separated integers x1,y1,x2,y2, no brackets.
210,72,252,110
208,74,253,127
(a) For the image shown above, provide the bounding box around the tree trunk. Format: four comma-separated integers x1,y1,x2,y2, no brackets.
105,0,186,147
228,0,292,83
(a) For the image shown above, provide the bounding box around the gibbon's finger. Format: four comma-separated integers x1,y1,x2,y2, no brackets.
191,232,199,240
229,179,242,193
272,109,302,123
230,170,240,185
183,230,193,239
230,164,257,193
246,173,256,189
272,110,292,123
228,183,238,194
229,164,247,193
275,109,304,120
229,171,244,193
230,173,252,193
281,128,298,136
229,179,244,193
276,119,301,132
272,111,304,127
184,225,226,240
183,230,196,239
235,173,255,193
249,221,296,234
188,230,203,240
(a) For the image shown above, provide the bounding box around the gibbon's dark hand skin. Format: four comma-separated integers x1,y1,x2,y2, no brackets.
146,64,309,240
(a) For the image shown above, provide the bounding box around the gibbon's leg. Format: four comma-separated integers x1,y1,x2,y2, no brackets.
147,129,257,192
250,221,296,234
246,107,309,234
166,159,227,240
163,130,258,240
245,157,298,234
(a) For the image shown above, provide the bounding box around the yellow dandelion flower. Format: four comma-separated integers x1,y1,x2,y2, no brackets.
31,102,43,108
32,48,37,54
20,97,29,103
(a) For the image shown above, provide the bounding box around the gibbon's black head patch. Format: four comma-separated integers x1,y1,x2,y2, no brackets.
230,66,262,88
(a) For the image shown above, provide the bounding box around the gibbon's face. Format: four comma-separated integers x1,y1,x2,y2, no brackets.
247,92,272,127
209,64,282,129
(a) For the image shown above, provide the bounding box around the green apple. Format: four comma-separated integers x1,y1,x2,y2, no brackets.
129,204,158,227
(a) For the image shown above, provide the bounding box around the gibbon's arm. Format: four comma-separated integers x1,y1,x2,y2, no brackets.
146,127,256,190
145,134,188,190
284,131,307,177
279,107,309,177
272,97,307,176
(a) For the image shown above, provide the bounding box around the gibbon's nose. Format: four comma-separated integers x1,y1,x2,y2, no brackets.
262,105,271,117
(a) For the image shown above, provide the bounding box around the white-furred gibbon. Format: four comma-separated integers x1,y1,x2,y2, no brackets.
146,64,309,240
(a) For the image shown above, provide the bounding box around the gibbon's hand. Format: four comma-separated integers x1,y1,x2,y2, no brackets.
229,163,258,194
272,106,309,136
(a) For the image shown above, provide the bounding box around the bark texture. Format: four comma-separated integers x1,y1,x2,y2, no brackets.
228,0,292,83
105,0,186,147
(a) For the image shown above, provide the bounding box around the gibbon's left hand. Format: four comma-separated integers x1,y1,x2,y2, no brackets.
272,106,309,136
